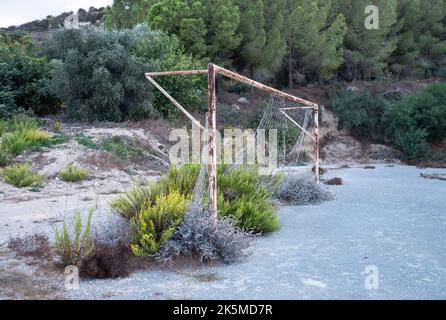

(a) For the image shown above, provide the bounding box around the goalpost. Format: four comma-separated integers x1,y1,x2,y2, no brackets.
145,63,320,217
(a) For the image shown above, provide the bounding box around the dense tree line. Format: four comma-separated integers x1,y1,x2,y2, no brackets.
104,0,446,85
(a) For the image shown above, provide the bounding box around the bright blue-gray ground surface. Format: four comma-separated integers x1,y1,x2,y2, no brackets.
67,165,446,300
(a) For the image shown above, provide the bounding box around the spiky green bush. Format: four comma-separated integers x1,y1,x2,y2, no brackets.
0,163,43,188
110,186,157,220
0,115,68,166
59,164,89,183
217,166,280,233
54,210,94,267
112,165,280,235
131,192,187,257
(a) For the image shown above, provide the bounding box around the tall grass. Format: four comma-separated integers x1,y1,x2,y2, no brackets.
0,115,68,166
59,164,89,183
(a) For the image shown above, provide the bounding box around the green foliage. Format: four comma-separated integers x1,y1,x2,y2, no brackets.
340,0,398,80
147,0,241,64
285,0,347,83
133,28,206,117
394,128,428,162
75,134,153,162
217,166,279,233
331,89,388,142
0,115,68,166
385,83,446,143
391,0,446,77
236,0,267,73
111,164,279,234
104,0,156,29
110,186,155,220
48,25,203,120
59,164,89,183
0,163,43,188
131,191,187,256
0,33,59,115
100,136,146,161
75,134,98,149
53,121,61,133
48,28,156,122
54,210,94,267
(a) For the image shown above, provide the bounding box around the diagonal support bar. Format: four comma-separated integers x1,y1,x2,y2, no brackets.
279,109,316,141
145,74,204,130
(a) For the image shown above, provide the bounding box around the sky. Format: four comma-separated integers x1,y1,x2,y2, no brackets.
0,0,113,27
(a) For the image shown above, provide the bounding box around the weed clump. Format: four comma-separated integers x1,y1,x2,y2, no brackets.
54,210,94,267
275,174,333,206
59,164,89,183
110,186,154,220
157,205,257,265
131,191,188,257
0,163,43,188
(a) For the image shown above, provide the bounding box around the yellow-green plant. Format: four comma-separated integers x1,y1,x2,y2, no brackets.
0,163,43,188
131,191,187,257
59,164,89,183
54,120,62,133
54,210,94,267
24,129,51,144
110,185,157,220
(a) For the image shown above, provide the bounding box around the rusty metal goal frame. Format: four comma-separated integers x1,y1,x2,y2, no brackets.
145,63,320,217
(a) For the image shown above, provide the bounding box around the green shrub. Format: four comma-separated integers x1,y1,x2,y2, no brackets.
100,136,145,161
0,120,6,136
131,192,187,257
0,34,59,116
385,82,446,143
54,210,94,267
110,186,156,220
156,164,201,196
395,128,428,162
0,163,43,188
0,115,59,161
112,164,280,235
48,25,204,121
217,166,280,233
1,133,29,156
75,134,98,149
53,121,61,133
59,164,89,183
331,89,388,142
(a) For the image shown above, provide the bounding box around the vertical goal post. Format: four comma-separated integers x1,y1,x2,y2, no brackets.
145,63,320,216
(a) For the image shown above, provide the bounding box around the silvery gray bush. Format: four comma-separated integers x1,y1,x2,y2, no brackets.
275,174,333,205
157,205,258,265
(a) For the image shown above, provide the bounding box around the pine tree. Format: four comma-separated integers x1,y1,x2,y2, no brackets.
391,0,446,77
104,0,157,30
147,0,241,64
284,0,347,85
339,0,398,80
235,0,267,75
261,0,287,79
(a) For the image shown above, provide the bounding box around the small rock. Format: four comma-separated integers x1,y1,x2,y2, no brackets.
238,97,250,104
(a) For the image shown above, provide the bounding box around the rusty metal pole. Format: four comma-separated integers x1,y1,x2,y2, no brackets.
314,106,320,182
208,64,218,219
